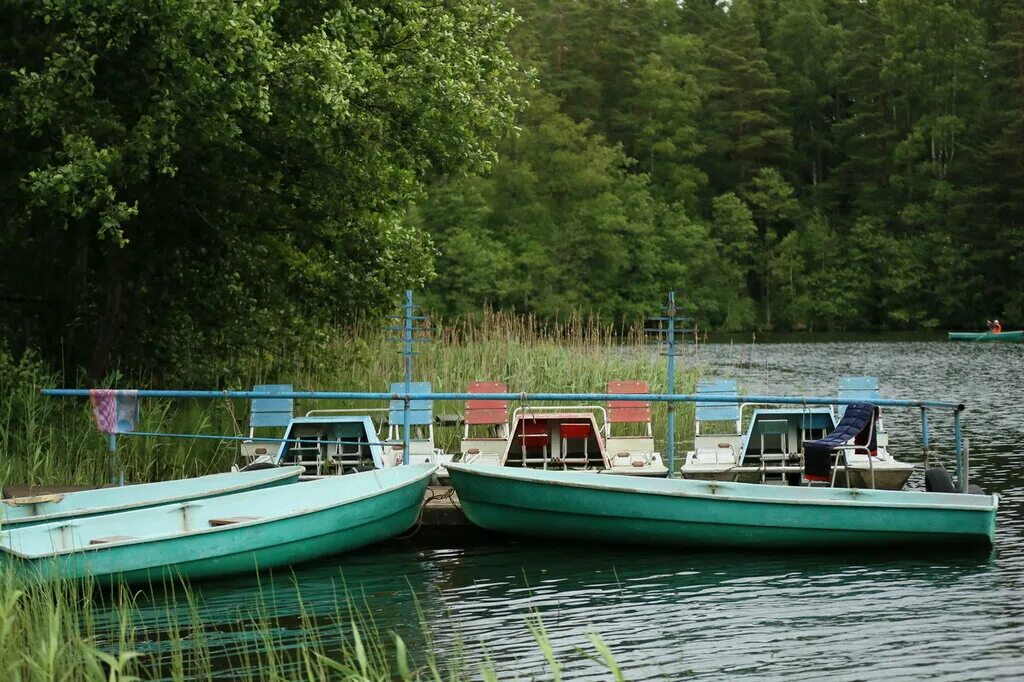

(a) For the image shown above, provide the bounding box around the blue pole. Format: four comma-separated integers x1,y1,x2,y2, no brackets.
108,433,122,486
954,409,964,492
920,407,930,464
42,388,964,410
666,291,677,478
403,290,412,466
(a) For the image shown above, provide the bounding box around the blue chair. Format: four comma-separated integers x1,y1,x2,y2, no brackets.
695,379,741,435
387,382,441,466
242,384,294,462
837,377,880,417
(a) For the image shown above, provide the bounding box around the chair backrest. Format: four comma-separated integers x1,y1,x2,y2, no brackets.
560,422,591,440
249,384,294,430
837,376,880,416
388,381,434,426
696,379,740,423
465,381,509,425
607,381,651,424
519,420,550,447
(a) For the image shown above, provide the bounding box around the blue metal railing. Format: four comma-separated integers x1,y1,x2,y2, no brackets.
41,387,968,489
41,388,964,411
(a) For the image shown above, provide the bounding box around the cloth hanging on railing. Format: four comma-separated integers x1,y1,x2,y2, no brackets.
89,389,140,434
803,402,878,481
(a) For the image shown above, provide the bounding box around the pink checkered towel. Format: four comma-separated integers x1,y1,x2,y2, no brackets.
89,389,139,434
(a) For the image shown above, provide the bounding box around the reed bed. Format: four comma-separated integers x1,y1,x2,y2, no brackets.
0,312,694,679
1,311,701,487
0,568,626,681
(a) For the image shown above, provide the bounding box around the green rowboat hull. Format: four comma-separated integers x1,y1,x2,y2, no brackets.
446,463,997,549
2,464,434,584
947,331,1023,342
1,466,305,528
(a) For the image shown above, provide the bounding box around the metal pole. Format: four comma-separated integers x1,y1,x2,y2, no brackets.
666,291,676,478
954,409,964,492
108,433,122,486
920,406,929,468
402,289,412,466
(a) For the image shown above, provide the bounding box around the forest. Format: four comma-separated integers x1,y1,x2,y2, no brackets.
2,0,1023,380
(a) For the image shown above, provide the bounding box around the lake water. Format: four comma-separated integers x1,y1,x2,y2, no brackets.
96,342,1024,680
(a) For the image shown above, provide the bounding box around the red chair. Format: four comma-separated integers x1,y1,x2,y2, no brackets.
518,420,550,466
465,381,509,438
606,381,652,437
559,422,591,467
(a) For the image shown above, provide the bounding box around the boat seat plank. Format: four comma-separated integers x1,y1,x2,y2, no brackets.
209,516,262,527
90,535,138,545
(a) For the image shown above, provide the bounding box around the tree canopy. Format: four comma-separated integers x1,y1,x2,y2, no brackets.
4,0,1023,380
0,0,521,378
421,0,1022,333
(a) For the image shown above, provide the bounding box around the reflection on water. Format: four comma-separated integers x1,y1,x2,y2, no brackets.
94,342,1024,680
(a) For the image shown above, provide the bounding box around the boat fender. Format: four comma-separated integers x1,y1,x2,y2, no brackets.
967,484,987,495
924,467,956,493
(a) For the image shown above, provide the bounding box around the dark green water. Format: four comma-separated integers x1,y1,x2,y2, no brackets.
95,342,1024,680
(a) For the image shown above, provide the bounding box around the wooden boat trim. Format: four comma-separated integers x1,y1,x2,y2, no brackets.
445,463,998,513
2,466,306,526
4,493,65,506
2,465,436,559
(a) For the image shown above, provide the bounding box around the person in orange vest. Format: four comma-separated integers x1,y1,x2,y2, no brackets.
994,319,1003,333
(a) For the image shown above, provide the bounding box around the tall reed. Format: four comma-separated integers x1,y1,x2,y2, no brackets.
2,311,701,487
0,568,624,681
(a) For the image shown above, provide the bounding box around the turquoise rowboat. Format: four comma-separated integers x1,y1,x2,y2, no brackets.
1,466,304,529
1,464,435,583
948,330,1023,342
446,463,997,548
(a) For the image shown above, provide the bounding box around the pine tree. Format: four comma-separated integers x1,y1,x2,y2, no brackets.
702,0,793,193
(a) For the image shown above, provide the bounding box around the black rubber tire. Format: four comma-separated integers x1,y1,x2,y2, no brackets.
967,484,986,495
925,467,956,493
241,461,279,472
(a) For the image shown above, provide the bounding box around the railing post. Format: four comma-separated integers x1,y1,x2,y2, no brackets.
920,406,929,468
666,295,676,479
108,433,123,486
402,289,413,465
954,408,964,492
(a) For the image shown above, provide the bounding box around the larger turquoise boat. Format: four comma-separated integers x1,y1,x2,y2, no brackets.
948,330,1023,342
1,464,435,583
1,466,304,528
446,462,997,548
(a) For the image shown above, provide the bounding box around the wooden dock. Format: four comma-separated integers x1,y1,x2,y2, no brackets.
415,485,486,542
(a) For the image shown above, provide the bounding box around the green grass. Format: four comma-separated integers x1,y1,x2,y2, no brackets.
1,311,700,487
0,569,628,681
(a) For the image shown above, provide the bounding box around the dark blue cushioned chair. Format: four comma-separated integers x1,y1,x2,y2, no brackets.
803,402,878,483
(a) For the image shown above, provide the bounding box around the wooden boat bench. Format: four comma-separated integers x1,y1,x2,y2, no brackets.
89,535,138,545
208,516,262,527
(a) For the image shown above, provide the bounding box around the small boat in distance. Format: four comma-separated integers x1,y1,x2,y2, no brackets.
446,462,997,549
0,467,303,529
1,464,435,584
948,330,1023,342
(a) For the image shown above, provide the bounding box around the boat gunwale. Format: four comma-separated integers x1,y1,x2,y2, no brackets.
1,464,436,560
1,466,307,527
445,463,999,513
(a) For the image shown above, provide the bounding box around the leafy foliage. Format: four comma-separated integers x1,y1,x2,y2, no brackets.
0,0,521,380
420,0,1019,334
